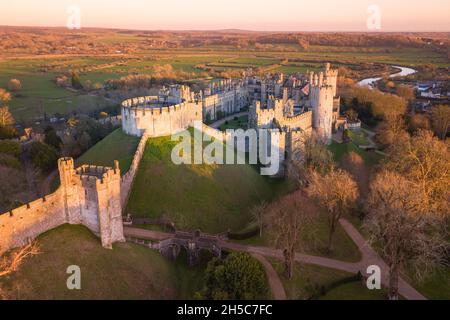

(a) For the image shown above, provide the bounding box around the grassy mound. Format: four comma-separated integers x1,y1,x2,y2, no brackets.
77,128,140,174
126,132,288,233
0,224,205,300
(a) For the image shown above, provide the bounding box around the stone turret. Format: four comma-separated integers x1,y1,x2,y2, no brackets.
323,63,338,98
309,75,334,144
59,158,125,249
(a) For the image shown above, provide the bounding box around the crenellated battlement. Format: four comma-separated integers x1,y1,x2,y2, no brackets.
121,95,203,137
0,157,125,255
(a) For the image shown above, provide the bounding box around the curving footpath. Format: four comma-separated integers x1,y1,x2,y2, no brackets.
123,218,426,300
251,253,287,300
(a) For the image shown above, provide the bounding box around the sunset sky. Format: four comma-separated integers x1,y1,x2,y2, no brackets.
1,0,449,31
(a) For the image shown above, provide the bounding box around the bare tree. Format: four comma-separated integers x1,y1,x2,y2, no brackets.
0,106,15,127
341,151,369,197
0,89,11,106
307,169,359,251
291,131,334,182
251,201,267,237
7,79,22,92
266,191,317,279
363,171,448,300
386,129,450,217
0,241,39,299
431,104,450,140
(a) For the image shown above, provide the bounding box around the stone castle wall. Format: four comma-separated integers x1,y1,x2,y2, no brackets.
0,158,124,255
0,190,66,256
120,131,150,207
121,96,203,137
277,111,313,131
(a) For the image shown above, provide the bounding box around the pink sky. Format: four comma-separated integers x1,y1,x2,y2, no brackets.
1,0,449,31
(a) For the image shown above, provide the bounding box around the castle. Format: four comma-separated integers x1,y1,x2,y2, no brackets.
0,63,343,254
122,63,343,175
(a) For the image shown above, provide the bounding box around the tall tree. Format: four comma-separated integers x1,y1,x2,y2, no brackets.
386,129,450,217
307,169,359,251
7,79,22,92
266,191,317,279
71,71,83,90
364,171,448,300
291,131,334,181
0,89,11,106
0,106,15,127
431,104,450,140
251,201,267,237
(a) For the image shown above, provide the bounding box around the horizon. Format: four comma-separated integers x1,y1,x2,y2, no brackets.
1,0,450,32
1,25,450,33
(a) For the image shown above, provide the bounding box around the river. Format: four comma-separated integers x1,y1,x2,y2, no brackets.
357,66,417,87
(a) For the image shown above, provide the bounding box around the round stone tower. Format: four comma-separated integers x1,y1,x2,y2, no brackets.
310,80,334,144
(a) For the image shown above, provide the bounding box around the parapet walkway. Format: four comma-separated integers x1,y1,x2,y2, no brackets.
123,218,426,300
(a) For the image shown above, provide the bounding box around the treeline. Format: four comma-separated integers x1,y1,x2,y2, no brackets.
1,27,448,55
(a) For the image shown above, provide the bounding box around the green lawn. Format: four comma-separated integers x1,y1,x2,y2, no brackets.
0,224,205,299
405,266,450,300
347,130,370,146
271,260,386,300
126,131,284,233
219,115,249,131
320,282,388,300
0,58,115,122
76,128,140,174
329,141,382,167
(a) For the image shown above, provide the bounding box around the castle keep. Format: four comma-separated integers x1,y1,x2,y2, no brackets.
0,158,124,255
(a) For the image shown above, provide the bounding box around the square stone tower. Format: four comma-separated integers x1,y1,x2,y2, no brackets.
58,158,125,249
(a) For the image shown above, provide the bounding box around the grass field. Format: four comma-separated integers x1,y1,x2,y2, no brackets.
126,131,287,233
2,41,447,123
328,141,382,167
270,260,387,300
320,282,388,300
0,58,115,122
218,115,249,131
347,130,370,146
0,224,205,299
76,128,140,174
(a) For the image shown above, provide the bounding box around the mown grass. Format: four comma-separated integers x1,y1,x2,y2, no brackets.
406,266,450,300
219,115,249,131
76,128,140,174
0,224,205,299
270,260,387,300
126,131,285,233
0,58,114,121
319,282,388,300
328,141,382,167
347,130,370,146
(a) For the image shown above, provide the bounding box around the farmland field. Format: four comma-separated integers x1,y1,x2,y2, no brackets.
1,32,447,124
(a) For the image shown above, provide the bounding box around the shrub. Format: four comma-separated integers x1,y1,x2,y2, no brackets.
198,252,269,300
0,126,19,139
0,140,21,158
0,153,21,169
27,142,58,172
